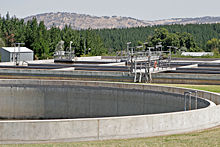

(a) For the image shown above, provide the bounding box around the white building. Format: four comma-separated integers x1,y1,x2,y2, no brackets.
0,47,34,62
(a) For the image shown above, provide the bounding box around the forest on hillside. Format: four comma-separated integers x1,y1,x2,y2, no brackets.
0,13,220,59
95,24,220,53
0,13,106,59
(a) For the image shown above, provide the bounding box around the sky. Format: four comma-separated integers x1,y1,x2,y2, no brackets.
0,0,220,20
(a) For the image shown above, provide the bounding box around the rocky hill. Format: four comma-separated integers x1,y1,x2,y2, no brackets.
24,12,150,29
24,12,220,29
144,16,220,25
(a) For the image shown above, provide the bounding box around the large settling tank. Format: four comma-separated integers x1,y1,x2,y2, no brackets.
0,80,209,119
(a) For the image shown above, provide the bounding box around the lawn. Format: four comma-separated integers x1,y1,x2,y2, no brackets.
2,84,220,147
152,84,220,93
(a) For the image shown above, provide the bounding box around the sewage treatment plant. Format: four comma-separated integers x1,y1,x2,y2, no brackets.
0,45,220,144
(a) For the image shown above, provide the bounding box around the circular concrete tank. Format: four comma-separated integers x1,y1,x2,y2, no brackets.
0,82,209,119
0,79,219,144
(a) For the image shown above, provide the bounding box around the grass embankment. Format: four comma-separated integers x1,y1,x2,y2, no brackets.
2,84,220,147
153,84,220,93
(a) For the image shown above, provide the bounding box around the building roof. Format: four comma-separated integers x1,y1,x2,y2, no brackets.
1,47,33,53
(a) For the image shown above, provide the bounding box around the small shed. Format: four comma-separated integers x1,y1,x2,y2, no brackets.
0,47,34,62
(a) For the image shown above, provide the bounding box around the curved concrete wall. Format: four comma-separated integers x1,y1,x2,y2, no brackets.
0,80,219,144
0,84,209,119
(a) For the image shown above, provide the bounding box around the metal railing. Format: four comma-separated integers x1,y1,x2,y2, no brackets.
184,91,198,111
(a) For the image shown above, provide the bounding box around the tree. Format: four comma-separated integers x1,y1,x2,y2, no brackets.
207,38,220,53
149,28,169,46
4,32,15,46
49,25,61,55
179,32,197,51
0,38,5,47
164,33,180,48
31,21,50,59
2,13,220,58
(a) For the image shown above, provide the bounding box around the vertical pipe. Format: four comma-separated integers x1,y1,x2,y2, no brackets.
139,62,142,82
69,41,72,60
131,47,133,56
126,42,130,66
169,50,171,68
144,62,147,83
184,93,187,111
14,46,15,64
18,44,20,65
84,39,86,55
195,91,198,109
73,47,75,59
127,43,129,56
148,48,151,83
189,92,192,110
121,48,123,61
134,61,137,82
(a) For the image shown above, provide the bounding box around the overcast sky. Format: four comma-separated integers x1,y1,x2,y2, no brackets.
0,0,220,20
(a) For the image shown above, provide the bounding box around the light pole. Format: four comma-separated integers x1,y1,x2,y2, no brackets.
126,42,131,55
70,41,73,53
69,41,73,59
15,43,25,66
84,39,86,55
126,42,132,65
143,42,148,52
147,47,154,83
121,47,123,61
88,48,91,54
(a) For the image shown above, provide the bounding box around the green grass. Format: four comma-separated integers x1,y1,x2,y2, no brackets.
152,84,220,93
2,84,220,147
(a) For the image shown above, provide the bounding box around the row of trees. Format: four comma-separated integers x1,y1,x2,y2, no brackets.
145,28,200,52
0,13,220,59
95,23,220,53
0,13,107,59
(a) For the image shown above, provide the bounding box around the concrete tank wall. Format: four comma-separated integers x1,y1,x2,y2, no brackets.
0,84,209,119
0,80,218,144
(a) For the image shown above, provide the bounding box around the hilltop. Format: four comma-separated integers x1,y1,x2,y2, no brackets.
145,16,220,25
24,12,150,29
23,12,220,30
